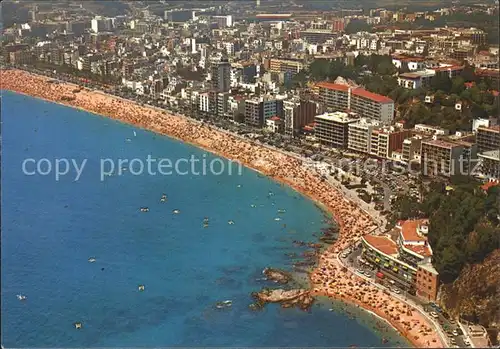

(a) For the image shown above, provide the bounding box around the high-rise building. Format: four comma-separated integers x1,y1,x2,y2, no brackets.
420,138,477,177
244,96,284,127
314,112,358,147
318,82,394,124
284,99,318,137
211,57,231,93
476,126,500,153
164,9,194,23
348,118,381,153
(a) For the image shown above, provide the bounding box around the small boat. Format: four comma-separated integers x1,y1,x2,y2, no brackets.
138,285,145,291
140,207,149,212
134,131,137,137
88,257,96,263
274,217,281,221
203,223,209,228
277,209,286,214
16,294,27,301
74,322,82,329
173,209,180,214
237,184,242,188
250,204,256,208
228,220,234,225
125,138,131,142
215,300,232,309
160,194,167,202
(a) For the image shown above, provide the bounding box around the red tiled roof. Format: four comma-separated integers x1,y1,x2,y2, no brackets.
464,82,475,88
406,244,432,257
481,181,499,191
475,68,500,78
433,65,464,72
316,81,350,92
269,116,281,121
363,235,398,256
352,88,394,103
491,90,499,97
399,219,429,242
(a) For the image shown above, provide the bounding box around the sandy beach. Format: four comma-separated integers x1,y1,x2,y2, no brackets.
0,69,445,348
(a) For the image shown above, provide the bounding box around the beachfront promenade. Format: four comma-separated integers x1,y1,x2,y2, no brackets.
0,69,445,348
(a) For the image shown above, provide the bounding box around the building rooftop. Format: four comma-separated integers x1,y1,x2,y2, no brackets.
478,149,500,160
398,219,429,243
423,139,460,149
316,81,350,92
314,111,357,123
363,235,398,256
352,87,394,103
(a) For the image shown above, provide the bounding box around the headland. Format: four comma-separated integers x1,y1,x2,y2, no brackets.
0,69,444,348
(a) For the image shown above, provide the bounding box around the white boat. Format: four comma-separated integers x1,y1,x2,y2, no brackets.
16,294,27,301
134,131,137,137
88,257,96,263
173,209,180,214
228,220,235,225
274,217,281,221
74,322,82,329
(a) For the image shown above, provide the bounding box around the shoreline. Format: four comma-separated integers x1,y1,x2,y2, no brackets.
0,69,445,348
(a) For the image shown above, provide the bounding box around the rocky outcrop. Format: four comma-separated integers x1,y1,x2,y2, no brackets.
440,249,500,331
262,268,292,284
251,288,315,310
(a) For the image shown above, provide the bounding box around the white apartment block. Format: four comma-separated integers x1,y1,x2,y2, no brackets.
199,93,210,112
348,118,381,154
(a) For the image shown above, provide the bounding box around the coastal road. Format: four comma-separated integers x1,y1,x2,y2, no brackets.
337,247,449,347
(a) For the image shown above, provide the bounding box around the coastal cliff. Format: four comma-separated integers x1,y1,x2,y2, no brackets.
440,249,500,335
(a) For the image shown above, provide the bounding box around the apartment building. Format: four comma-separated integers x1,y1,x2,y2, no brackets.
266,58,303,75
283,99,318,137
317,82,394,124
244,96,284,127
476,125,500,153
314,112,359,148
348,118,380,154
397,70,435,89
420,138,477,176
318,82,350,112
361,219,439,301
414,124,449,136
478,150,500,180
300,29,338,44
371,127,412,159
401,136,423,164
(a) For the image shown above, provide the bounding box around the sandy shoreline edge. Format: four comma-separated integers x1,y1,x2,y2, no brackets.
0,69,445,348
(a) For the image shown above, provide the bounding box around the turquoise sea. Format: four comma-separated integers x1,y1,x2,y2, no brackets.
1,91,408,347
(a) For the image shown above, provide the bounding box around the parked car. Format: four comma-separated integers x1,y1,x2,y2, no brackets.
452,330,458,336
430,311,439,318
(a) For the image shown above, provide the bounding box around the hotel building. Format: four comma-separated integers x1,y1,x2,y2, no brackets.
420,138,477,176
314,112,359,148
478,150,500,180
348,118,381,154
401,136,423,164
361,219,439,301
370,127,412,159
317,82,394,124
476,125,500,153
266,58,303,75
283,99,318,137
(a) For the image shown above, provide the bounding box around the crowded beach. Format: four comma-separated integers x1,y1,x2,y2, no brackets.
0,69,444,348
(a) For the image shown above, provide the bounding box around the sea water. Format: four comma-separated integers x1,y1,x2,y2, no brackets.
1,91,408,347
